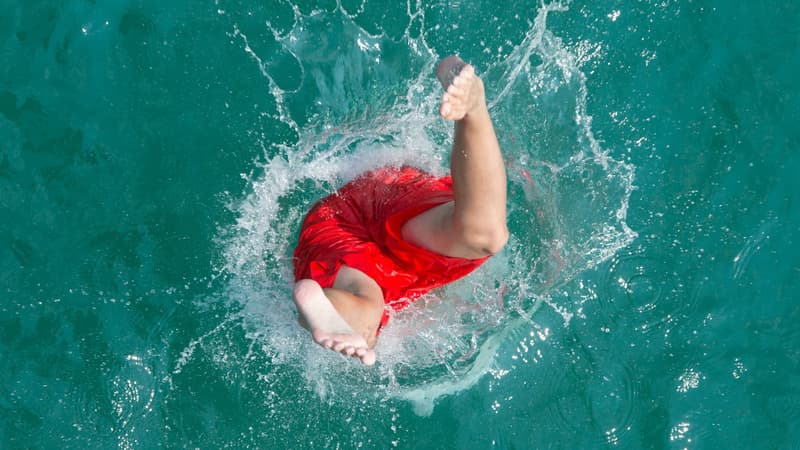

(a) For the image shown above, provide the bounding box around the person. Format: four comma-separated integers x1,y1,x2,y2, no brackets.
292,55,508,365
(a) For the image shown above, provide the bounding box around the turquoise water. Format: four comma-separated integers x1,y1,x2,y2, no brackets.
2,0,799,448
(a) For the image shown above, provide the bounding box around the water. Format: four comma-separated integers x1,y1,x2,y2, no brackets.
1,0,798,448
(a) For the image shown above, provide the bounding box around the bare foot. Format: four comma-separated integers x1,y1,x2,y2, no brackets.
293,279,377,365
436,56,487,121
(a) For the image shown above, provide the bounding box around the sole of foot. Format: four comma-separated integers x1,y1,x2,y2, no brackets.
294,279,377,366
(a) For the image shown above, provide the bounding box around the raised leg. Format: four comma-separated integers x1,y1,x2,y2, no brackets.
402,56,508,259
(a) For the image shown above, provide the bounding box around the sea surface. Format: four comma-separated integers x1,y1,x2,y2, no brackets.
2,0,799,448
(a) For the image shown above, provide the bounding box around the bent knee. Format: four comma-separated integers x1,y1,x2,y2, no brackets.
461,225,509,257
482,226,509,255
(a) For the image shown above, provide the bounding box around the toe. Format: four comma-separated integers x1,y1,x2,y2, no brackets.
441,102,451,117
360,350,376,366
447,85,464,97
462,64,475,78
454,74,468,86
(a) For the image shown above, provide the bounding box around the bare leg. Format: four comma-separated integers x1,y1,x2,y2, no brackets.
402,56,508,259
294,56,507,364
293,266,384,365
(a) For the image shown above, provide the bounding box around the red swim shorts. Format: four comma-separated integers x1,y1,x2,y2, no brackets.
293,166,488,327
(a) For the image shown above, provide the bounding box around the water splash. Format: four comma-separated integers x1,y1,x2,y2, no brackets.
182,0,636,417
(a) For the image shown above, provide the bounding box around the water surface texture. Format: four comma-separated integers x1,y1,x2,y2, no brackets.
2,0,799,448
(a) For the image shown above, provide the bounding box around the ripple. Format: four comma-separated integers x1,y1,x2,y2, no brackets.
599,245,704,337
547,354,640,446
107,353,157,445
